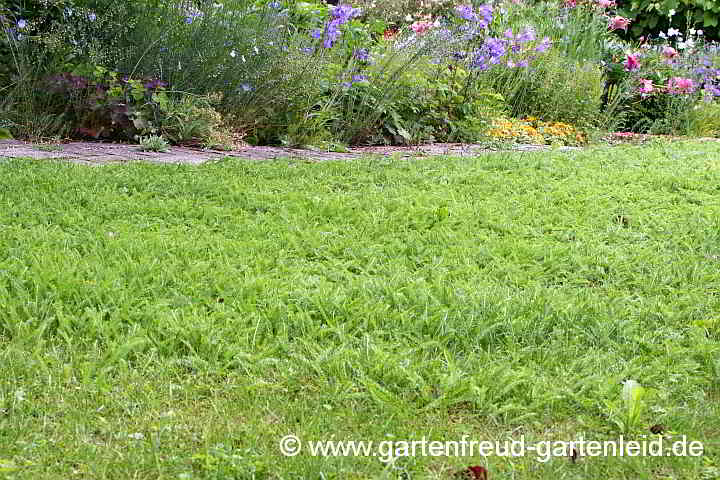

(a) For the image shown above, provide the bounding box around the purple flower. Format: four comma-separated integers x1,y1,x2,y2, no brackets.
485,37,506,61
455,4,492,28
470,51,488,70
240,83,253,92
535,37,552,53
477,4,493,27
185,12,202,24
330,4,361,23
17,19,27,29
311,4,360,49
301,47,315,54
351,74,367,82
516,27,535,43
353,48,370,61
455,5,478,22
323,22,342,48
88,13,97,21
705,84,720,96
144,79,167,89
268,1,282,8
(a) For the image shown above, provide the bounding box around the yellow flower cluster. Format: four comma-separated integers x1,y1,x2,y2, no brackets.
487,116,587,146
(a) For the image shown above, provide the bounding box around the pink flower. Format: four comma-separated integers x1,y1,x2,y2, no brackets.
667,77,694,94
608,16,631,32
564,0,577,7
662,46,677,59
624,53,640,71
596,0,616,8
638,78,654,94
410,21,433,35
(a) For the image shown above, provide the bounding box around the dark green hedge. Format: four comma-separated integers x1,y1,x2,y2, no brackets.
615,0,719,41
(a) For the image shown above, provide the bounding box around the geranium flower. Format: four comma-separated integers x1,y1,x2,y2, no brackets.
410,21,433,34
608,16,631,32
638,78,653,93
662,46,677,58
667,77,694,94
624,53,640,71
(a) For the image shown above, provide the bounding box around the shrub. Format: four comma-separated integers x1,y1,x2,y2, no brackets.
482,50,609,130
615,0,719,41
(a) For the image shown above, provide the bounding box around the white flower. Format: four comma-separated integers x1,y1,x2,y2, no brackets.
689,28,696,35
697,30,703,35
128,432,145,440
230,49,236,57
668,8,675,16
667,28,680,37
659,31,667,39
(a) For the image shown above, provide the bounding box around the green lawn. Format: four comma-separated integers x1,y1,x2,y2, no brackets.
1,141,719,479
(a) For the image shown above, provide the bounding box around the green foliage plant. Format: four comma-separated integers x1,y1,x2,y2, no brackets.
137,134,170,152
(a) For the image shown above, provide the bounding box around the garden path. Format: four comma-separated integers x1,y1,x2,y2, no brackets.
0,139,580,165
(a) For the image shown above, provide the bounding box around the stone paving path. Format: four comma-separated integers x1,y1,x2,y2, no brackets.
0,139,581,165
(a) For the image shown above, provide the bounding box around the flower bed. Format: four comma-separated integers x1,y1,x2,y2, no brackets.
1,0,719,146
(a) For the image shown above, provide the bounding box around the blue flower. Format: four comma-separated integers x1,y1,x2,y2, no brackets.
455,5,478,22
185,12,202,24
240,83,253,92
485,37,506,58
88,13,97,22
516,27,535,43
470,51,488,70
268,1,282,8
17,19,27,29
353,48,370,61
477,4,493,27
311,4,361,49
534,37,552,53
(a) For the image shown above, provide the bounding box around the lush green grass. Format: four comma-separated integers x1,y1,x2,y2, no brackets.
1,141,720,479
